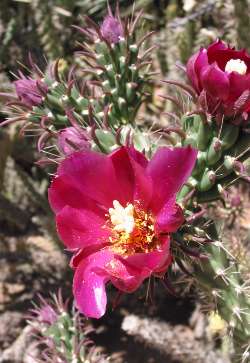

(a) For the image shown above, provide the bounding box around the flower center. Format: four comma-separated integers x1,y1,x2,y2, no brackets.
108,200,159,255
109,200,135,234
225,59,247,75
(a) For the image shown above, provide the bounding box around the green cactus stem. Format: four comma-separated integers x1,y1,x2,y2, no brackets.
28,292,108,363
178,113,250,202
76,12,154,127
193,223,250,362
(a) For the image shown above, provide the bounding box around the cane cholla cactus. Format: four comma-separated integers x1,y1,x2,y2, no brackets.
1,5,250,363
28,291,107,363
1,6,155,162
1,58,116,163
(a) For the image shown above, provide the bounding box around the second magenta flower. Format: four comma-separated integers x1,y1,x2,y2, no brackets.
187,39,250,122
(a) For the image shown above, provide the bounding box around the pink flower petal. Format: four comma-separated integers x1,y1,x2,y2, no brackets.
207,39,228,66
105,257,144,292
57,150,122,209
126,146,149,168
154,251,172,276
73,249,114,318
201,63,230,101
206,39,250,69
147,146,197,213
228,72,250,103
187,48,208,93
187,52,200,93
124,237,170,273
48,175,105,216
106,238,171,293
56,206,109,250
70,244,107,269
110,147,152,208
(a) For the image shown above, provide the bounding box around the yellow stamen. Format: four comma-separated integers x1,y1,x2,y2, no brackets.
107,200,160,256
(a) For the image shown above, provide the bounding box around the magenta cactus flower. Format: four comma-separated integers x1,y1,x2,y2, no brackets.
14,75,48,108
57,127,90,156
48,146,197,318
100,13,123,44
187,40,250,121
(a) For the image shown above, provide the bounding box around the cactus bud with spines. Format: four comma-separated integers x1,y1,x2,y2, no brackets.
75,5,154,127
1,7,155,164
28,291,108,363
1,58,124,162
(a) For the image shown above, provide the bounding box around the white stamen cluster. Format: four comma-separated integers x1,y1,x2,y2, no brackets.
225,59,247,75
109,200,135,234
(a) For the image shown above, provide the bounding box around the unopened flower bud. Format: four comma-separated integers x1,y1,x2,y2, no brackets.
100,14,123,44
58,127,90,156
14,77,48,108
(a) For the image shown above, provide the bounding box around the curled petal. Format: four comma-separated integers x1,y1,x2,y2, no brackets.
73,249,113,318
105,257,144,293
155,199,184,233
107,238,171,292
124,237,170,275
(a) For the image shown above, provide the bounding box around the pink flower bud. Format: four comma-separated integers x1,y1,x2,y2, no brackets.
100,14,123,44
57,127,90,156
38,304,58,325
14,77,48,108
